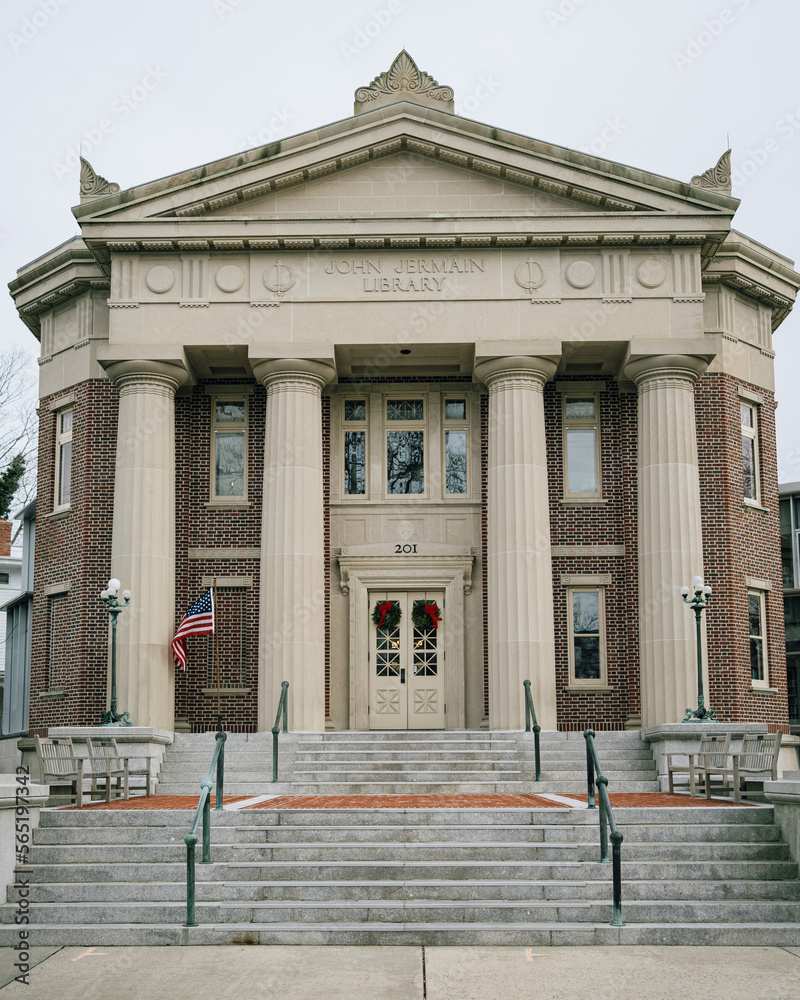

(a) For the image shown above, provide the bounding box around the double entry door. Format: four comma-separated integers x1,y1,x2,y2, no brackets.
369,589,445,729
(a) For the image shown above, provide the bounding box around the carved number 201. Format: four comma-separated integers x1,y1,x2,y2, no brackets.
395,544,417,554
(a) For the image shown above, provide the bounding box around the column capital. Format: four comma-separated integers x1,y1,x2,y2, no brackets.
623,353,710,387
102,359,190,394
251,357,337,392
473,355,559,389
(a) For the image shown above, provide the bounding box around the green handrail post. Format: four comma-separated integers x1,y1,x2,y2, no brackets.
522,680,541,782
272,681,290,783
184,729,227,926
585,727,596,808
184,833,198,927
215,735,225,810
583,728,624,926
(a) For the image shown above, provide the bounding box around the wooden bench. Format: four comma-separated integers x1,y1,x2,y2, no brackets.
699,731,783,804
34,736,86,807
666,732,730,797
86,737,153,800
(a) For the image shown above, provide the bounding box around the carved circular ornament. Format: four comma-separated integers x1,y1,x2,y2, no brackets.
145,265,175,294
565,261,596,289
636,259,667,289
263,261,296,297
215,265,245,293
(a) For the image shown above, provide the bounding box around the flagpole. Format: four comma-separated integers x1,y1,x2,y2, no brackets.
214,578,222,733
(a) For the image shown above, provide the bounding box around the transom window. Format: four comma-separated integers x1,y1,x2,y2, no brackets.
211,396,247,501
54,408,73,510
386,398,425,495
563,394,600,498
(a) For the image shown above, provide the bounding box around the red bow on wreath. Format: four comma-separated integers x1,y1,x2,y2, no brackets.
424,603,441,629
376,601,393,629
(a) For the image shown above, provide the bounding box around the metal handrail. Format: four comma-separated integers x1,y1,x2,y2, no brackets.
584,728,623,927
184,730,226,927
272,681,289,783
522,680,541,781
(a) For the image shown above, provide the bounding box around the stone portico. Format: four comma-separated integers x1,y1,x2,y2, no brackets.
9,52,799,736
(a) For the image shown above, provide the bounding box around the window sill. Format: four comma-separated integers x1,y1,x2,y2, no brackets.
565,684,614,693
750,685,778,694
38,688,66,700
44,508,71,521
743,500,768,512
561,499,607,506
204,500,251,510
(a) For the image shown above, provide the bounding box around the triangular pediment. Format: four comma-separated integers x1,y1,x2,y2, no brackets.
199,150,616,219
74,105,738,227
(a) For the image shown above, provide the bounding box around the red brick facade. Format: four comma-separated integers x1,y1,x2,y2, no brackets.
28,371,790,734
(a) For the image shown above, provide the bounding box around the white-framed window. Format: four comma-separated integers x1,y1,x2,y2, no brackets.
563,393,601,498
443,396,469,496
210,395,247,502
342,397,368,496
385,397,426,497
740,400,760,504
567,586,607,686
54,408,73,510
748,588,769,687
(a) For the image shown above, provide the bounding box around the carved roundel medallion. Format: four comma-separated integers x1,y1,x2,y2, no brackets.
145,265,175,294
514,258,546,294
636,259,667,289
565,260,596,289
215,264,245,293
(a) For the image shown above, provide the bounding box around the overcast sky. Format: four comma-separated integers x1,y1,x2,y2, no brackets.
2,0,799,480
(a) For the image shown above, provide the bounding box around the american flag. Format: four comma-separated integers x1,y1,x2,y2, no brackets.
171,589,214,671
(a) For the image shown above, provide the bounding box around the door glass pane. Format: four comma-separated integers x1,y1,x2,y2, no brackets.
58,442,71,506
215,433,244,496
375,625,401,676
387,431,424,493
445,429,467,494
215,401,245,422
387,400,423,421
413,627,438,676
344,430,366,494
567,428,597,493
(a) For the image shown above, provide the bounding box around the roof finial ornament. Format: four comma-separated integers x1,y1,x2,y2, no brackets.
354,50,455,114
79,157,120,203
690,149,732,194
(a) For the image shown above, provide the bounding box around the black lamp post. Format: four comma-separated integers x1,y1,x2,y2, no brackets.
680,575,717,723
99,578,132,726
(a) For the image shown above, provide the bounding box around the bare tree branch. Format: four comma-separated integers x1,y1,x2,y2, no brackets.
0,345,38,516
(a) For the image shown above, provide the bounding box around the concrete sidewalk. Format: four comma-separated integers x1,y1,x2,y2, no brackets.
1,945,798,999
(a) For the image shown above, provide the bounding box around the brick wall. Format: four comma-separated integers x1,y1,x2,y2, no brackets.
30,380,117,736
697,373,788,731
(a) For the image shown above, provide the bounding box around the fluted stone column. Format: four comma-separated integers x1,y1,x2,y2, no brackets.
105,360,188,731
474,356,558,730
623,354,710,728
253,358,336,732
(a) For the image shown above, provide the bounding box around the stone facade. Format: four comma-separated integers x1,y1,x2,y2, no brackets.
10,53,800,736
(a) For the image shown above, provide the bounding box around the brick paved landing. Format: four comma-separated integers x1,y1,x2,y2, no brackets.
62,791,757,810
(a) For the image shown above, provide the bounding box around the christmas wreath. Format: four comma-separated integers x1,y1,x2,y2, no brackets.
372,599,402,630
412,600,442,631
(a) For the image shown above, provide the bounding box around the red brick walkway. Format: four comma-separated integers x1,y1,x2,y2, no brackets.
63,792,756,811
